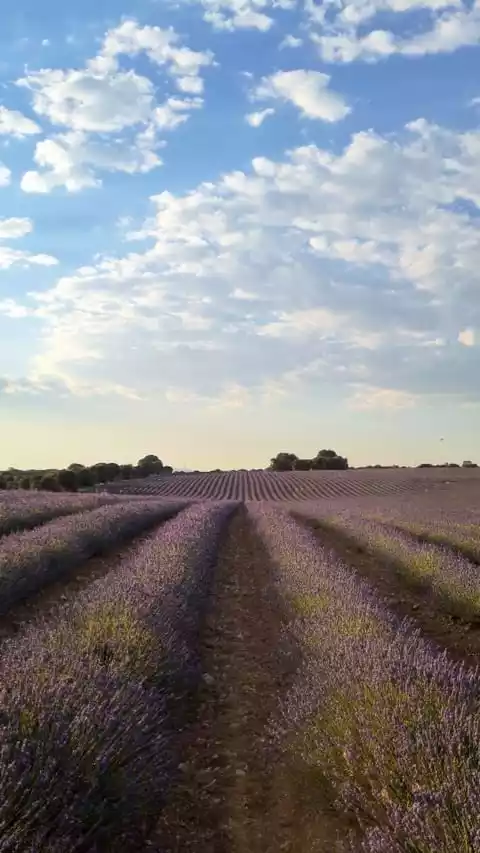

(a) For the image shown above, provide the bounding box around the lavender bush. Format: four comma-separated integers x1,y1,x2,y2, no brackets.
0,500,186,615
0,492,123,538
0,501,237,851
371,516,480,566
248,503,480,853
303,511,480,621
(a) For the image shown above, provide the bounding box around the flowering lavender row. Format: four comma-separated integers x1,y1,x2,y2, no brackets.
0,501,237,852
301,510,480,621
0,491,123,538
0,499,186,616
247,503,480,853
287,484,480,529
370,516,480,566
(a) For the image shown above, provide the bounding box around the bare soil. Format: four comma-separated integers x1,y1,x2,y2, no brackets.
296,515,480,667
148,507,349,853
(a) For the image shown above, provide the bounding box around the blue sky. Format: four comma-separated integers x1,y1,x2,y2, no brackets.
0,0,479,470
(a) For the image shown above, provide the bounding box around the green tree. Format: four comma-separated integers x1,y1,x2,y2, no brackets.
137,454,164,477
39,474,61,492
104,463,120,482
57,469,78,492
269,452,298,472
91,463,110,484
68,463,85,472
137,454,162,466
76,467,96,489
313,449,349,470
19,476,31,490
294,459,313,471
0,476,7,490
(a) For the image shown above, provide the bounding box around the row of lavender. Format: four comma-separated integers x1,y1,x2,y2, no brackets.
0,501,236,851
0,491,128,538
293,501,480,622
364,500,480,567
342,489,480,567
0,499,189,615
247,504,480,852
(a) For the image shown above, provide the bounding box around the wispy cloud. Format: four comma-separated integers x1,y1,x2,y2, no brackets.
245,107,275,126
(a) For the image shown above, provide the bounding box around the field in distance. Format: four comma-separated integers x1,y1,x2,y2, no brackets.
103,464,480,501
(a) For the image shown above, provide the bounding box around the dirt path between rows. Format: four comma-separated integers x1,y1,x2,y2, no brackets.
296,515,480,667
148,507,348,853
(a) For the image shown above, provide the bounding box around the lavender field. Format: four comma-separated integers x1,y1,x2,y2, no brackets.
0,474,478,852
104,464,480,501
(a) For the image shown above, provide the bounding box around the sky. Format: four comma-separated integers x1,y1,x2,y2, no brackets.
0,0,479,471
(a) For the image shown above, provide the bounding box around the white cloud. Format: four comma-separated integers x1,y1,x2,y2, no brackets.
165,382,255,408
97,20,213,79
183,0,300,29
0,218,57,270
308,0,480,62
279,34,303,48
348,385,418,410
0,163,11,186
245,107,275,126
0,218,33,240
400,4,480,56
18,68,154,132
10,118,480,405
258,308,385,349
309,235,389,266
231,287,261,299
0,106,40,137
175,76,205,94
0,248,57,269
258,307,343,337
153,97,202,130
18,20,213,193
21,130,162,194
190,0,276,30
458,328,476,347
0,298,30,318
208,8,273,29
253,70,351,122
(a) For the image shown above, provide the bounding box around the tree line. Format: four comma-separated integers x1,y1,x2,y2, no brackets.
269,449,349,471
0,455,172,492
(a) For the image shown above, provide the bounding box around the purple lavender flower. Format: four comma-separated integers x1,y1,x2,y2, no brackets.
247,503,480,853
0,501,237,851
0,491,123,537
294,506,480,621
0,499,186,615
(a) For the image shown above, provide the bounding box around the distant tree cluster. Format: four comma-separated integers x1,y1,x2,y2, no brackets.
269,449,349,472
417,461,478,469
0,454,174,493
